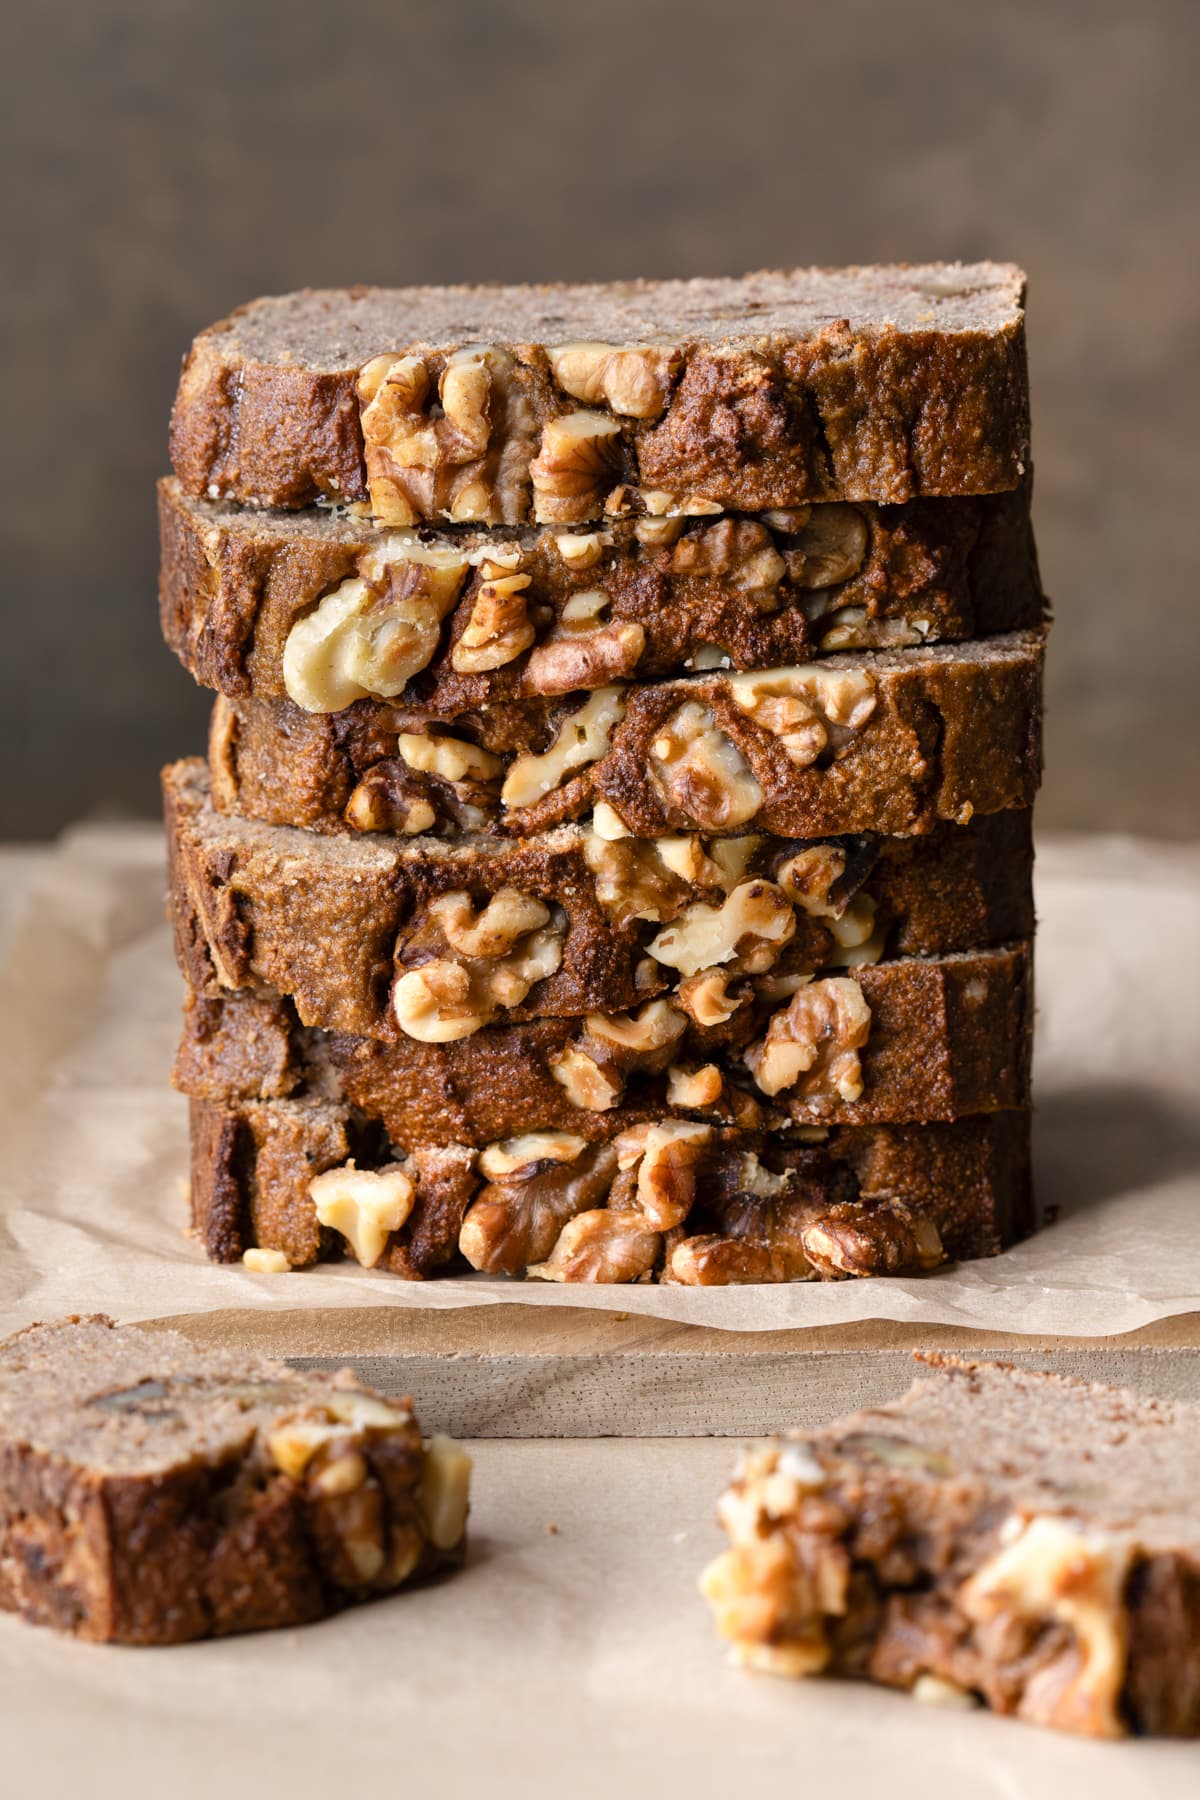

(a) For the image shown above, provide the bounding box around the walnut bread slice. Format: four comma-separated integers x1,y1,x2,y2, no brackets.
169,266,1028,521
187,1096,1031,1282
700,1357,1200,1736
207,629,1044,841
158,478,1043,709
174,922,1032,1137
167,758,1033,1055
0,1316,470,1643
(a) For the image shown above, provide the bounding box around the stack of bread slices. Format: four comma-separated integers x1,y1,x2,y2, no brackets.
160,266,1044,1285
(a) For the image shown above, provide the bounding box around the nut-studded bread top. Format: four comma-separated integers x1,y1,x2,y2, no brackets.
171,264,1029,518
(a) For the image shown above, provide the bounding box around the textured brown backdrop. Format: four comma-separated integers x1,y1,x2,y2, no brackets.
3,0,1197,837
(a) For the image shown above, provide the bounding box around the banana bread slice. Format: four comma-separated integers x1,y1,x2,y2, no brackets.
173,914,1032,1137
701,1357,1200,1736
0,1316,470,1643
169,265,1028,520
207,629,1044,842
158,478,1043,709
187,1093,1031,1282
167,759,1033,1045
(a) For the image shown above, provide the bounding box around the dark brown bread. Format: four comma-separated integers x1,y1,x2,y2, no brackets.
207,629,1044,842
187,1092,1032,1282
169,267,1029,520
158,477,1043,708
174,917,1033,1136
0,1317,470,1643
167,758,1033,1050
702,1357,1200,1737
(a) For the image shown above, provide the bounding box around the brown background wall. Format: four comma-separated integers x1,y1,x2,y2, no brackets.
3,0,1197,838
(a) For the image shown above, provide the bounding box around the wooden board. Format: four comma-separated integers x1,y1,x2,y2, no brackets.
156,1306,1200,1437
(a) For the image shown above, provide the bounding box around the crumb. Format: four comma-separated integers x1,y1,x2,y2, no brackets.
546,1523,560,1535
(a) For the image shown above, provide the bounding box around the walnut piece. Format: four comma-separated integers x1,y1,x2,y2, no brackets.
524,620,646,693
670,518,786,605
728,666,877,767
647,702,763,830
960,1515,1132,1737
451,563,535,672
646,878,795,978
769,502,869,588
614,1119,714,1230
530,411,623,525
309,1162,416,1267
397,732,503,785
393,891,564,1041
675,968,744,1027
554,529,612,568
746,977,872,1102
344,782,437,836
548,1042,624,1112
242,1247,292,1274
666,1063,725,1109
418,1435,473,1551
552,1000,688,1111
267,1389,413,1480
546,342,680,418
527,1208,662,1282
459,1140,619,1275
582,833,700,926
500,686,626,810
358,346,532,526
283,538,470,712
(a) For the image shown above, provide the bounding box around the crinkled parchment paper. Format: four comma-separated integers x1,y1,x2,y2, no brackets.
1,826,1198,1337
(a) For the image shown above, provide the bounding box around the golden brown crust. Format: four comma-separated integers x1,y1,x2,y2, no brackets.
158,479,1043,706
168,268,1029,517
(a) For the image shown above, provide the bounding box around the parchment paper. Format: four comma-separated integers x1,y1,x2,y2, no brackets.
1,825,1198,1337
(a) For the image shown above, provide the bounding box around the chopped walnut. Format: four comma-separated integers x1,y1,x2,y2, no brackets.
546,342,680,418
267,1389,413,1480
819,610,929,653
397,732,503,785
746,977,872,1102
358,346,533,526
584,1000,688,1058
646,878,795,978
528,1207,661,1282
770,503,869,588
418,1435,473,1551
393,890,564,1040
635,515,686,549
549,1042,624,1112
459,1140,619,1274
647,702,763,830
728,666,877,768
675,968,744,1027
800,1200,943,1277
670,519,786,605
960,1516,1132,1737
530,410,624,525
451,563,535,672
774,844,847,915
283,538,471,712
242,1247,291,1274
309,1162,416,1268
524,620,646,693
700,1535,845,1677
590,800,631,839
666,1063,725,1109
478,1131,589,1179
554,529,612,568
344,782,437,836
552,999,688,1110
500,686,626,810
614,1119,714,1229
582,834,694,925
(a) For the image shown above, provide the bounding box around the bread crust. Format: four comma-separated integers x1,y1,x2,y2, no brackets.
158,478,1043,706
169,268,1029,516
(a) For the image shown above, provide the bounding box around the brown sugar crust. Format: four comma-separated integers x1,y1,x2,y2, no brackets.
158,478,1043,705
174,928,1033,1138
0,1317,468,1643
207,630,1044,842
186,1092,1032,1281
167,758,1033,1043
169,266,1029,518
702,1357,1200,1736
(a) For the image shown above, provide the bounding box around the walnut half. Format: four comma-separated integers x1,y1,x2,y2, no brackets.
647,702,763,830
